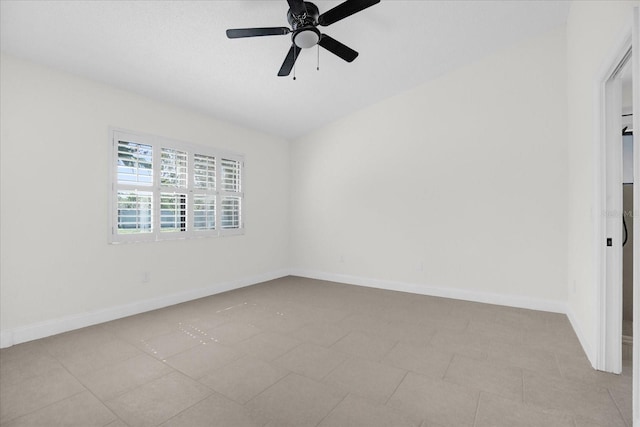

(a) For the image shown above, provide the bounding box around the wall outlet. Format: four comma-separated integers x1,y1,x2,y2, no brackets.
142,271,150,283
339,255,345,263
417,262,424,272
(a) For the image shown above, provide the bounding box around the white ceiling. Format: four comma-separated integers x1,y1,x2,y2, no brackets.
0,0,570,140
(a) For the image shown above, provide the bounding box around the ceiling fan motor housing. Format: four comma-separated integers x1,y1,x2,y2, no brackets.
288,2,321,49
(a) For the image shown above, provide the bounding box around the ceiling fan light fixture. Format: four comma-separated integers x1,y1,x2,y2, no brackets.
293,28,320,48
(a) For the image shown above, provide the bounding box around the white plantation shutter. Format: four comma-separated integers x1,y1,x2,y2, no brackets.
221,158,241,192
194,154,216,190
221,196,241,229
219,157,243,232
110,130,243,243
114,136,155,240
117,140,153,185
193,195,216,231
160,148,188,188
192,153,217,232
160,193,187,232
117,191,153,234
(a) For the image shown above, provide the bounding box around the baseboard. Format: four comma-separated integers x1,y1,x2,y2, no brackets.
0,269,289,349
290,269,568,314
565,306,596,368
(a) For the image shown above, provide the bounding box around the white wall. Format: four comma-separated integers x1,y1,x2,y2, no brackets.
290,27,568,309
566,0,639,364
0,54,290,347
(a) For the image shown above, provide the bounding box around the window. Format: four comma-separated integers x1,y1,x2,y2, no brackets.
110,130,243,243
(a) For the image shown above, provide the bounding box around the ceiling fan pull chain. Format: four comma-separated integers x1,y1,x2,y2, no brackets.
317,44,320,71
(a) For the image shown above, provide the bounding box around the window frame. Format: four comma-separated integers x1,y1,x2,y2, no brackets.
108,128,244,244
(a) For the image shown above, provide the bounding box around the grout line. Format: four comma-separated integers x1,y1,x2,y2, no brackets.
521,368,525,403
0,388,88,426
607,387,631,427
319,355,350,381
552,351,564,378
472,391,482,427
441,353,456,380
384,370,409,406
242,371,292,407
159,389,215,426
314,391,349,427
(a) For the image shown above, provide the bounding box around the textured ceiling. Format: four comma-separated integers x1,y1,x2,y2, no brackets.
0,0,570,139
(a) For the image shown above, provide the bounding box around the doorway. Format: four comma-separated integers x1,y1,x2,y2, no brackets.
595,8,639,425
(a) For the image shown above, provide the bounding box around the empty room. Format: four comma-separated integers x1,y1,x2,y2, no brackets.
0,1,639,426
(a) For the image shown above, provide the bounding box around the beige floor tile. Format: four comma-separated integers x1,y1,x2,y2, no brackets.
474,391,574,427
491,307,552,331
555,352,631,389
215,301,268,323
105,371,212,427
41,326,117,358
273,343,347,381
104,313,176,343
246,373,345,427
449,301,503,322
205,321,261,345
179,310,230,331
199,356,289,404
2,391,116,427
330,331,396,361
573,415,617,427
254,310,306,334
484,340,561,377
0,368,86,423
289,321,350,347
466,319,524,345
139,328,205,359
338,313,391,335
77,353,172,400
524,327,584,356
382,342,453,379
523,370,626,426
53,337,142,376
608,383,633,427
418,314,470,333
280,303,351,325
164,341,240,379
235,331,301,361
318,394,420,427
387,371,480,427
104,419,129,427
372,321,436,347
323,357,407,404
0,341,63,387
444,355,523,402
160,392,261,427
428,330,489,360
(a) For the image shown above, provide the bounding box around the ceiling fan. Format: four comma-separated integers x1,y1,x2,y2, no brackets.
226,0,380,77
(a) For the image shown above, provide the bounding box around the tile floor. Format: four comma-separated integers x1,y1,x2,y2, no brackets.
0,276,633,427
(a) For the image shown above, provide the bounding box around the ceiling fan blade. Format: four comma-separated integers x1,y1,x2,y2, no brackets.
318,34,358,62
226,27,291,39
278,44,302,76
318,0,380,26
287,0,307,16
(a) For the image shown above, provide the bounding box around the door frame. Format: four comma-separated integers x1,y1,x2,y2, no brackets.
593,6,639,424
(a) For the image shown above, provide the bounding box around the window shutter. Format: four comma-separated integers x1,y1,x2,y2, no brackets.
110,130,243,242
117,191,153,234
220,158,242,231
117,141,153,185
